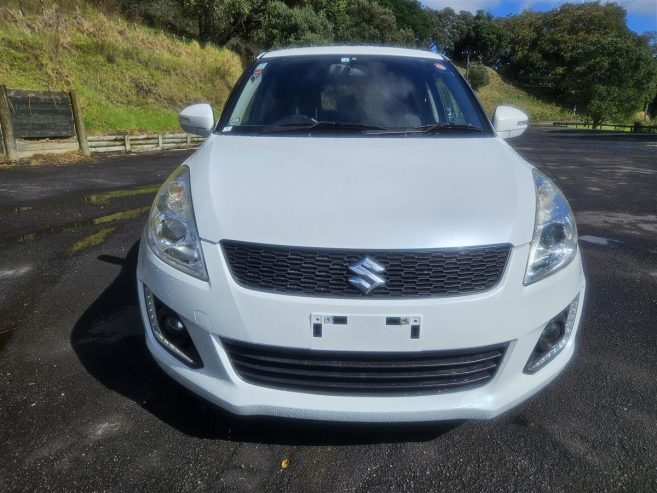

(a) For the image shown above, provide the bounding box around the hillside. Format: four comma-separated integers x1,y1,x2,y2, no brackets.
457,65,572,123
0,3,243,134
0,3,573,135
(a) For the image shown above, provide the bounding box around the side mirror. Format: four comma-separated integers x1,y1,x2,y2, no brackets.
179,103,214,137
492,106,528,139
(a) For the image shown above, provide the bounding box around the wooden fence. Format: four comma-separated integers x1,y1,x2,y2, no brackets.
0,85,203,160
88,134,203,153
553,121,657,134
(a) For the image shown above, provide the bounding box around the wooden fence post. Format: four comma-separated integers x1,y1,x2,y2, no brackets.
124,135,131,152
69,90,90,156
158,134,163,150
0,85,18,161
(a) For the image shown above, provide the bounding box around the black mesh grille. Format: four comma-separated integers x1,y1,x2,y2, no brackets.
222,338,507,395
221,241,511,298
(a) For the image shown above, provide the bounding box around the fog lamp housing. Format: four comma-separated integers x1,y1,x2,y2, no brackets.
143,285,203,368
524,295,579,374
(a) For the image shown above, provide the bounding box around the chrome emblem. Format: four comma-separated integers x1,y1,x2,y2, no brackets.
348,257,387,294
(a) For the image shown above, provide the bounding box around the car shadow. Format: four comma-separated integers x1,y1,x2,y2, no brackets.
71,242,460,445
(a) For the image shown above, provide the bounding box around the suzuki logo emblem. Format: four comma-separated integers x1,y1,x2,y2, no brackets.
348,257,387,294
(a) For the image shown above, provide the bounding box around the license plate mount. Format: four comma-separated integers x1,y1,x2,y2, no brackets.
310,313,422,349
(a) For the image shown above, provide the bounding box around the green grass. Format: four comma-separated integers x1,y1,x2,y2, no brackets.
0,3,244,134
86,184,161,203
91,206,151,225
0,3,579,134
67,227,115,254
459,65,572,123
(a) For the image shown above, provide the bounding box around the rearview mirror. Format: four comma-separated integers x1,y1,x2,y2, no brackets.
492,106,528,139
179,103,214,137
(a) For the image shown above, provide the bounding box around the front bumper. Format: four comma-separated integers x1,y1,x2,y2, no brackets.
136,237,586,422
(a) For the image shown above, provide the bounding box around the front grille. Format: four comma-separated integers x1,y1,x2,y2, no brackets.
222,339,507,395
222,240,510,298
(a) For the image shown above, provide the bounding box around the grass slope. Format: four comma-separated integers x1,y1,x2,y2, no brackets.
0,3,243,134
0,3,573,134
459,65,572,123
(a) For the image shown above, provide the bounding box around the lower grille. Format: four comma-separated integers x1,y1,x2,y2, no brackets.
222,339,507,395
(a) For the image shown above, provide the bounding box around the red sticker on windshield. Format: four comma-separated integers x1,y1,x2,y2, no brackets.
251,63,267,83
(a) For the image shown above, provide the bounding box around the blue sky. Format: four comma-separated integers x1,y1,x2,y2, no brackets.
421,0,657,34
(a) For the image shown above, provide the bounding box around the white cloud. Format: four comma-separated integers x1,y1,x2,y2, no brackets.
422,0,656,16
610,0,656,15
519,0,656,15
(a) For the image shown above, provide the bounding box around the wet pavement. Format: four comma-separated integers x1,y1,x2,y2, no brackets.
0,128,656,491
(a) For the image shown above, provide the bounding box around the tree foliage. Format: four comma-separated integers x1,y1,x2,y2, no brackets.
427,7,466,55
108,0,657,124
257,1,333,48
339,0,413,45
500,2,657,125
180,0,270,45
177,0,415,48
468,65,490,90
376,0,430,46
453,11,508,64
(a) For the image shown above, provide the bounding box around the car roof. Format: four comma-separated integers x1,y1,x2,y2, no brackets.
259,46,445,61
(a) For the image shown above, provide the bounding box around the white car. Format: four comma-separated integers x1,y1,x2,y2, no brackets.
137,46,585,422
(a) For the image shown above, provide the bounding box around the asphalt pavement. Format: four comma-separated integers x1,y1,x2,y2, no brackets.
0,127,656,491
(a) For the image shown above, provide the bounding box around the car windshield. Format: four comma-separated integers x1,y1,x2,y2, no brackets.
222,55,489,136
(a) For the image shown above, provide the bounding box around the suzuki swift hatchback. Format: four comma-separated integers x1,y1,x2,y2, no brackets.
137,46,585,422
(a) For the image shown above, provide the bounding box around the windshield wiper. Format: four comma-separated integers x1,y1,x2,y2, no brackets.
262,121,390,134
414,123,483,133
366,123,484,136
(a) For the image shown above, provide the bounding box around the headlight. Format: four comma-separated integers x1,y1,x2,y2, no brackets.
147,166,208,281
524,169,577,285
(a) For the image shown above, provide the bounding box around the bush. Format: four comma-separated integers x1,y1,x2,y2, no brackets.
468,65,490,90
256,1,334,48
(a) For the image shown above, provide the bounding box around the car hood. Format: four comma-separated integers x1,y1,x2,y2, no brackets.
189,135,536,249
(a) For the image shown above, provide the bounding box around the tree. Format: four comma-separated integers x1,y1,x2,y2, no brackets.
468,65,490,90
259,0,414,46
642,32,657,119
338,0,414,45
180,0,270,45
300,0,350,39
257,1,333,47
453,10,507,64
376,0,431,46
566,36,657,127
501,2,657,126
427,7,466,56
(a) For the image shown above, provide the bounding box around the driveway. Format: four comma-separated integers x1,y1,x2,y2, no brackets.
1,127,656,491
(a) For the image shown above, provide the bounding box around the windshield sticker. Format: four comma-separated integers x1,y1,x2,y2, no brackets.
434,63,447,71
222,126,232,132
251,62,267,82
341,57,350,63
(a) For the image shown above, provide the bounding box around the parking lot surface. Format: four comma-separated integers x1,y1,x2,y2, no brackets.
1,127,656,491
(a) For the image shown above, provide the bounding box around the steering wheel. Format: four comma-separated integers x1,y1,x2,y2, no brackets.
272,114,318,126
